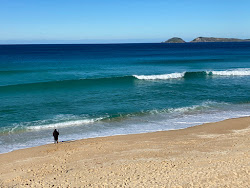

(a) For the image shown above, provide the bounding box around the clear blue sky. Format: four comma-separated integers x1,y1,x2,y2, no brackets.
0,0,250,43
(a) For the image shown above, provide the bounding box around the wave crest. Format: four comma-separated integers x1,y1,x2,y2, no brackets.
210,69,250,76
4,116,105,133
133,68,250,80
27,118,101,130
133,72,185,80
0,101,239,135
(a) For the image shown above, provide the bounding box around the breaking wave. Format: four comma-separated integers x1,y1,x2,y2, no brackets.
1,68,249,91
134,68,250,80
1,101,230,134
27,118,104,130
210,68,250,76
133,72,185,80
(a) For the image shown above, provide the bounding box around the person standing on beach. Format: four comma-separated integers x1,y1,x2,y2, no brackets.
53,129,59,144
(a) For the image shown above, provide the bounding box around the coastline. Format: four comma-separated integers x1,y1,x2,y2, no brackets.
1,116,250,187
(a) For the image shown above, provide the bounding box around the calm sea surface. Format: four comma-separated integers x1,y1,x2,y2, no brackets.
0,42,250,153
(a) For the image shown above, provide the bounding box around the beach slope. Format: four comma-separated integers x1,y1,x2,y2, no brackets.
0,117,250,187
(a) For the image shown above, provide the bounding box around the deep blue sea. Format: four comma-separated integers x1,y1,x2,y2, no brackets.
0,42,250,153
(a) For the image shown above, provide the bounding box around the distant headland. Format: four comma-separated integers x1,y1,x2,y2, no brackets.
162,37,250,43
163,37,186,43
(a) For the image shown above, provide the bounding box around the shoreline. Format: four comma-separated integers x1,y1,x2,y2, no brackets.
1,113,249,155
1,116,250,187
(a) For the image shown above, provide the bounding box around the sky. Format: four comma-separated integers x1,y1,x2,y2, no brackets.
0,0,250,44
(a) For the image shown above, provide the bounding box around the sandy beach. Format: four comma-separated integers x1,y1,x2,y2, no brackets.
0,117,249,187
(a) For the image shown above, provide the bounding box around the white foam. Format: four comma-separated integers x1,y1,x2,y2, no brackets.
27,118,103,130
133,68,250,80
149,101,226,115
133,72,185,80
210,68,250,76
1,103,250,154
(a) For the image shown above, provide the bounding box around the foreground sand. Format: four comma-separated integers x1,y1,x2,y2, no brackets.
0,117,250,187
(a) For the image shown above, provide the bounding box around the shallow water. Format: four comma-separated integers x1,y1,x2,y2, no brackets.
0,42,250,153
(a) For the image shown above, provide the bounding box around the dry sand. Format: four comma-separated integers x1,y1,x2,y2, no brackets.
0,117,250,187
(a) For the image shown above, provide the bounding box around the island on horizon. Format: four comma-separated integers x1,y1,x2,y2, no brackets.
162,36,250,43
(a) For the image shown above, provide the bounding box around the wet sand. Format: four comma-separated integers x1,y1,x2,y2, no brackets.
0,117,250,187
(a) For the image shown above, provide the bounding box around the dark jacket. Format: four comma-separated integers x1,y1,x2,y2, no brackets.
53,129,59,140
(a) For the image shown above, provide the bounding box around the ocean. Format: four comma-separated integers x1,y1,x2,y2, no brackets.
0,42,250,153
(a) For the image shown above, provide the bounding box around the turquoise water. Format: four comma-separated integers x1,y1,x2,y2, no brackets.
0,43,250,153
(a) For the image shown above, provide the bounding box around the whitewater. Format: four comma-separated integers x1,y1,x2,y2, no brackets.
133,68,250,80
0,42,250,153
